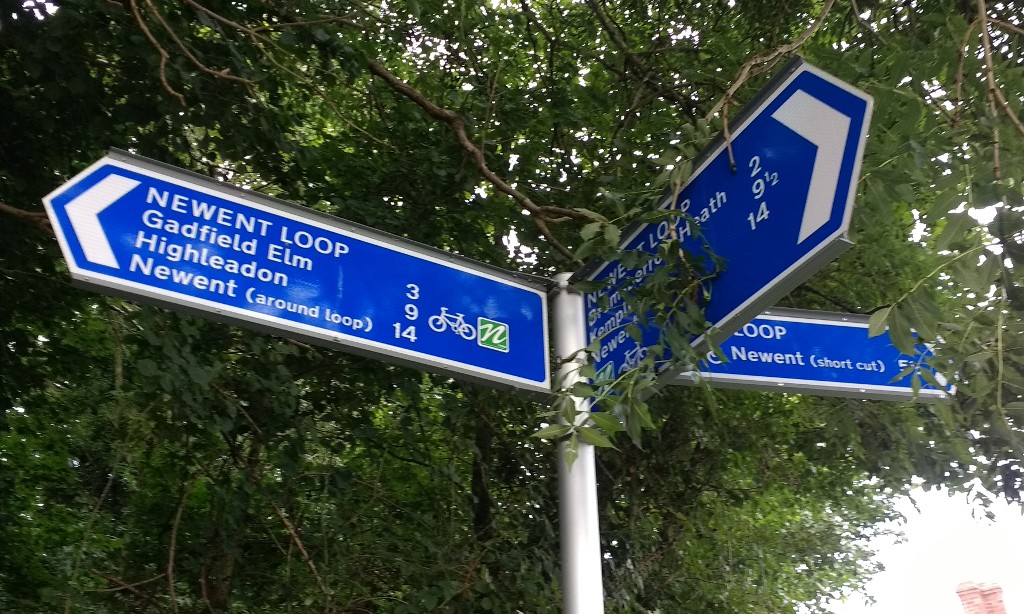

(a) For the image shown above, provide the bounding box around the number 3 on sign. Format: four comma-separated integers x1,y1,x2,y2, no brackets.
748,202,770,230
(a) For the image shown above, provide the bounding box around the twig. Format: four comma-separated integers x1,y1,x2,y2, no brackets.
128,0,186,106
180,0,391,149
142,0,254,86
87,571,167,593
88,571,167,612
367,59,579,262
0,201,55,237
268,499,333,607
250,15,360,32
537,205,599,220
211,383,265,437
974,4,1024,140
953,18,980,126
199,566,216,614
63,468,119,613
797,285,864,314
989,17,1024,38
167,479,195,614
706,0,836,121
849,0,885,44
976,0,1002,181
721,98,735,172
584,0,695,112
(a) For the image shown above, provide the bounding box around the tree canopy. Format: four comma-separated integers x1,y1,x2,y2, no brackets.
1,0,1023,612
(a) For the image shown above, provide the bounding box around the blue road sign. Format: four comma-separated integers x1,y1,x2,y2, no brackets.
575,59,873,385
44,151,551,394
673,309,952,402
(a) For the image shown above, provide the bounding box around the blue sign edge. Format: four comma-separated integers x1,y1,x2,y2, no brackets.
673,308,954,403
570,60,874,394
579,61,873,345
43,150,555,397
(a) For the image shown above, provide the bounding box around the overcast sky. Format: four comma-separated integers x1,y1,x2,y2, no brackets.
828,486,1024,614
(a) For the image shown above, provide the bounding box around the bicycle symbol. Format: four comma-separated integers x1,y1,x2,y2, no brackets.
428,307,476,340
618,344,648,375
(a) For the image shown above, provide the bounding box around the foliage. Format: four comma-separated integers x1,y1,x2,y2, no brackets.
1,0,1023,612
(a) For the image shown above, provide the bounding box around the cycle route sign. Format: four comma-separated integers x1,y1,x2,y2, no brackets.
672,309,952,402
43,150,551,394
574,59,873,386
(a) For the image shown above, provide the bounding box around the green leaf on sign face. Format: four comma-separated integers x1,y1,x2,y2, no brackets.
531,424,572,440
627,323,643,344
579,427,617,448
920,368,944,391
867,307,891,338
887,306,918,355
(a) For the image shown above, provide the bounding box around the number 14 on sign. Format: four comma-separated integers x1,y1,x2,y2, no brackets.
747,155,778,231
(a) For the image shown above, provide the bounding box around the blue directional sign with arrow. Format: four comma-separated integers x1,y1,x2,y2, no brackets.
44,151,551,394
673,309,952,402
575,59,873,384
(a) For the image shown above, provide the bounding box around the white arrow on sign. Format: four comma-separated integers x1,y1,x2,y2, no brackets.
64,174,140,269
771,89,852,244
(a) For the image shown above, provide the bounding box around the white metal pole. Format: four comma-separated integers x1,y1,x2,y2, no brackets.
551,272,604,614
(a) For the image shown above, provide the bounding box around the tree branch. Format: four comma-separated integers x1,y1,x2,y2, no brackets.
268,499,333,606
0,201,54,237
141,0,254,87
128,0,186,106
178,0,392,149
366,59,580,262
167,478,196,614
976,0,1003,180
706,0,836,121
88,571,167,612
584,0,695,112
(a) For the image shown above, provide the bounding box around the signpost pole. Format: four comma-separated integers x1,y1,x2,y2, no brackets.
551,273,604,614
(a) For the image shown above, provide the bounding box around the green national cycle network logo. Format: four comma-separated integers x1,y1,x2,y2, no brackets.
477,317,510,353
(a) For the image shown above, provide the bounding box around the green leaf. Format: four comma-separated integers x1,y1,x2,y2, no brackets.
603,223,621,246
633,401,655,429
588,411,625,433
934,213,974,251
867,307,891,338
578,426,617,448
571,382,597,398
580,222,603,241
573,208,609,222
563,434,580,467
887,306,918,355
902,293,938,341
531,424,572,440
919,368,945,391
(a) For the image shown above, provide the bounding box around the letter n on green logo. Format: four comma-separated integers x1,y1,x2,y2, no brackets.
477,317,510,353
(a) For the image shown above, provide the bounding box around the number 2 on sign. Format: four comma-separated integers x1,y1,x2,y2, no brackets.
748,203,770,230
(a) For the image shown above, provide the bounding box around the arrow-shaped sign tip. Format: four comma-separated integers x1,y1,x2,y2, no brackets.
64,174,140,269
771,90,852,244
